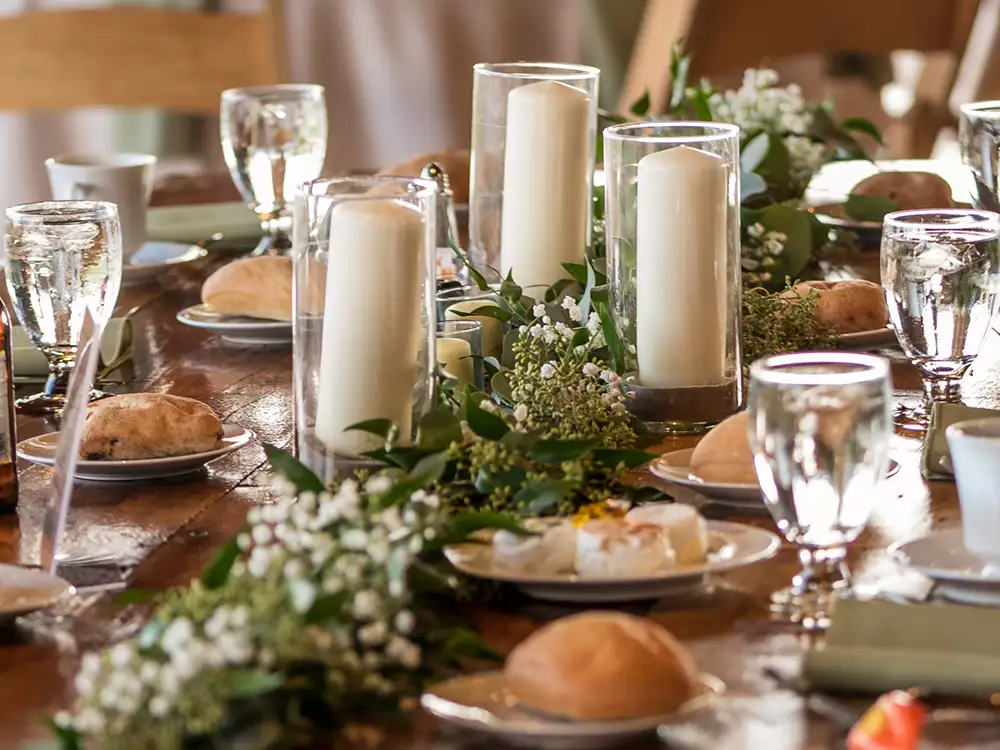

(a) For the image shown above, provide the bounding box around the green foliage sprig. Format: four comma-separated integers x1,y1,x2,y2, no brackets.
741,282,836,370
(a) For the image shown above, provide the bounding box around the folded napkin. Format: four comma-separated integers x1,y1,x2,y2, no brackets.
804,598,1000,696
11,317,133,379
147,202,262,247
922,402,1000,479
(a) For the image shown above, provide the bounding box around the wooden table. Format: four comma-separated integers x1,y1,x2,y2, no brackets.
0,223,997,749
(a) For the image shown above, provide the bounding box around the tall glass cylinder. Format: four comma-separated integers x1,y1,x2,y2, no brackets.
604,122,742,434
469,62,599,286
292,177,438,481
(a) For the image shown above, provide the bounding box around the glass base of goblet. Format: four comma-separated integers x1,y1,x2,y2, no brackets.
250,231,292,257
769,546,850,630
16,388,112,414
893,377,964,438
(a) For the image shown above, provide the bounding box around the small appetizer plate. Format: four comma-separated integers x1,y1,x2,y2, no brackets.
650,448,900,507
176,304,292,346
123,241,207,286
421,670,724,750
891,528,1000,606
0,565,73,619
17,424,254,482
445,520,780,603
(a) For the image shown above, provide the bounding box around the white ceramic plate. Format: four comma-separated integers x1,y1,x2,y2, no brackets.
891,528,1000,606
17,424,254,482
0,565,72,618
650,448,900,507
124,241,207,285
445,520,780,603
421,670,724,750
837,327,898,349
176,304,292,346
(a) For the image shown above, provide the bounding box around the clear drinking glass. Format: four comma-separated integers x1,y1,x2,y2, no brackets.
4,201,122,412
881,209,1000,433
959,101,1000,212
748,352,892,629
221,84,327,256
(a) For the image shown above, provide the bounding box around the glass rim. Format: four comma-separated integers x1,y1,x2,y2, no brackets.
882,208,1000,233
473,61,599,81
603,121,741,145
750,351,890,387
437,319,483,334
300,175,439,201
960,100,1000,116
6,200,118,224
221,83,325,100
947,417,1000,441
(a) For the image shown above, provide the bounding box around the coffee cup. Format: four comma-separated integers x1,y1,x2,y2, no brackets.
45,153,157,259
946,417,1000,564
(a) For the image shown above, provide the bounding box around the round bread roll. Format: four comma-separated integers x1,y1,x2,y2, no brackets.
202,256,292,321
850,171,953,211
504,612,699,720
689,411,756,485
781,279,888,334
378,149,470,203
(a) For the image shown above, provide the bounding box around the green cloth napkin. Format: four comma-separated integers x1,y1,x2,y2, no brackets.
922,402,1000,479
11,317,133,379
804,598,1000,695
147,202,262,246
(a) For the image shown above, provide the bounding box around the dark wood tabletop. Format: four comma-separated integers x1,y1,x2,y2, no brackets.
0,183,997,749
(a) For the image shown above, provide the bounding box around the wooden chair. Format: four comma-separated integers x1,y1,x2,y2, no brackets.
619,0,980,156
0,1,287,114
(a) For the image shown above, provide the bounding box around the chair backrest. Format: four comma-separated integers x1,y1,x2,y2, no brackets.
620,0,978,112
0,1,287,115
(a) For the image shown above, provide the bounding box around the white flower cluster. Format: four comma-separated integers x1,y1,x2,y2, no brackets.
59,472,443,741
742,223,788,285
518,296,605,351
707,68,829,184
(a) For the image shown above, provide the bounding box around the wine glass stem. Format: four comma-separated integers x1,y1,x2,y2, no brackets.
792,546,850,598
923,377,962,406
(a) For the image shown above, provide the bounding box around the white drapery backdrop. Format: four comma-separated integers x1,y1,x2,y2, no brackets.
0,0,584,213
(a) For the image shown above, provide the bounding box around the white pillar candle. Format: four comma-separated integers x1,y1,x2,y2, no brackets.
315,200,424,457
636,145,728,388
445,299,503,358
436,337,474,385
499,80,590,289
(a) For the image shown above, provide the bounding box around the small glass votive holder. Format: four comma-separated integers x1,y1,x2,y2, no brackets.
469,62,599,287
437,320,484,390
437,285,506,360
604,122,743,434
292,176,438,481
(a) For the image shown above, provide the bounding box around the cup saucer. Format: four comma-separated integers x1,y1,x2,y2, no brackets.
890,528,1000,605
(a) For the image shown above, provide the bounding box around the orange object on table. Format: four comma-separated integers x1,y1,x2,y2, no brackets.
847,691,927,750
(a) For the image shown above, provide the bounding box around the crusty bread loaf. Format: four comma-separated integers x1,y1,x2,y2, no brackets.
689,411,757,485
80,393,224,460
850,170,953,211
504,611,700,721
379,149,470,203
781,279,888,334
201,256,292,321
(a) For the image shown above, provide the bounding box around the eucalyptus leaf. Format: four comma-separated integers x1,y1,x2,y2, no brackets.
630,91,651,117
201,539,241,590
39,719,80,750
598,302,627,373
841,116,884,145
491,370,513,404
668,46,690,111
578,260,598,320
220,669,285,699
528,438,601,464
417,410,463,451
373,446,431,472
754,133,790,185
758,203,815,284
264,443,325,493
561,262,589,285
500,270,522,304
343,418,395,440
570,327,591,348
111,588,157,606
591,448,658,469
443,626,505,662
474,466,527,494
500,429,540,451
409,450,450,486
545,278,579,303
448,236,490,291
740,132,770,173
450,305,512,323
466,399,510,440
513,479,577,515
844,193,896,223
483,356,501,379
501,328,519,369
305,590,350,624
741,171,768,202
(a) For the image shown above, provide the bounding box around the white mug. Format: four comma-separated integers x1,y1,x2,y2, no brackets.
45,153,157,259
946,417,1000,564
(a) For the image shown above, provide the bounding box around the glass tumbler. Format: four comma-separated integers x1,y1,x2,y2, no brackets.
4,201,122,412
881,209,1000,433
748,352,892,629
293,176,438,483
221,84,327,256
959,100,1000,212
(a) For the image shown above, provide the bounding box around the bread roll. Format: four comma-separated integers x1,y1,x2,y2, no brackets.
379,149,470,203
201,256,292,321
851,170,953,211
505,612,700,720
781,279,888,334
80,393,224,460
689,411,757,485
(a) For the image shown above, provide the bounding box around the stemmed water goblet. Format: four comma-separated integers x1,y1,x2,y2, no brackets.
220,84,327,256
748,352,892,630
881,209,1000,434
4,201,123,412
959,101,1000,212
